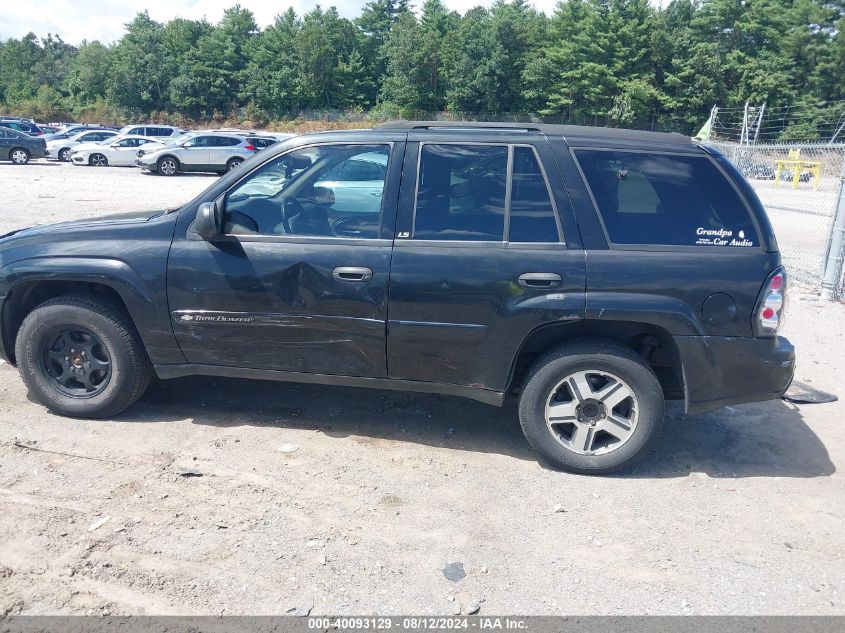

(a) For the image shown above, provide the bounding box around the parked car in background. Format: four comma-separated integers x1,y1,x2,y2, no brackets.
47,129,119,162
0,119,45,136
69,134,162,167
0,126,47,164
207,129,294,151
135,132,257,175
118,124,185,139
43,124,113,142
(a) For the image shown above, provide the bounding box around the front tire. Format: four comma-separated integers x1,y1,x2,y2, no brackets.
157,156,179,176
518,338,664,474
15,295,152,418
10,148,30,164
89,153,108,167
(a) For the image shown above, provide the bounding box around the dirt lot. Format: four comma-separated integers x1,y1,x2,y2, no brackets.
0,162,844,616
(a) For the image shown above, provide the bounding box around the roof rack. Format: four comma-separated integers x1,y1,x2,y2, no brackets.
376,120,544,133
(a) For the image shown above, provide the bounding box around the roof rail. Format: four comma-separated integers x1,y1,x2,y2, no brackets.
376,120,544,133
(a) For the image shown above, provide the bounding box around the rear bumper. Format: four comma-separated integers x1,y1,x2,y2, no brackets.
675,335,795,415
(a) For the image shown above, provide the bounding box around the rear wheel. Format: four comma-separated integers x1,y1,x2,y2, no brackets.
157,156,178,176
58,148,72,162
15,295,152,418
518,338,664,474
89,153,108,167
226,157,244,172
10,148,29,164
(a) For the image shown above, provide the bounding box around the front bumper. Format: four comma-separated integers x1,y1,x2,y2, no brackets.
675,335,795,415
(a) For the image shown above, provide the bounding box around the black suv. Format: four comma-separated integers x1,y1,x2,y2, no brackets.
0,122,794,473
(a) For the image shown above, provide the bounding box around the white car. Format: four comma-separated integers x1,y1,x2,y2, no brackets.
47,129,118,162
118,124,185,139
69,135,162,167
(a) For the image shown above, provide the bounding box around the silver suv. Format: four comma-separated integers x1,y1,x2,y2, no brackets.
135,132,256,176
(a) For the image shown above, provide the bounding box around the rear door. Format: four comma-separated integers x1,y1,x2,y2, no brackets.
208,135,243,169
386,130,587,393
0,128,10,159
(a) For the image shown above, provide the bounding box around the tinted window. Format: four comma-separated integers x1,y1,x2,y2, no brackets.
0,128,8,138
509,147,560,243
127,127,144,135
224,144,390,238
185,136,210,148
414,144,507,241
248,137,276,149
576,150,757,247
148,127,167,136
210,136,241,147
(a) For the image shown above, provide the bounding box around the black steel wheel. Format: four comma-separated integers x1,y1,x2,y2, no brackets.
40,326,112,397
16,294,152,418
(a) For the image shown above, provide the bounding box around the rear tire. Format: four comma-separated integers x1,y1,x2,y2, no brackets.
10,148,30,164
58,148,72,162
518,338,664,474
15,295,152,418
226,157,244,172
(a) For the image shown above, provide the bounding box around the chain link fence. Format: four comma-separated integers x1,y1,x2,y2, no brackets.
706,140,845,298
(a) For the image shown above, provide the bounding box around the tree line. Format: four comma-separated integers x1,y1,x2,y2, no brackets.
0,0,843,137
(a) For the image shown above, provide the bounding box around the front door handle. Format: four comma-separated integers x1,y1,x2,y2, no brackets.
333,266,374,282
518,272,562,288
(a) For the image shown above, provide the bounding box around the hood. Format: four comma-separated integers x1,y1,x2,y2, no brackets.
3,209,170,240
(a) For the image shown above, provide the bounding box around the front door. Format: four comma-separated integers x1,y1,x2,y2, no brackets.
179,136,211,171
386,134,587,393
167,139,404,377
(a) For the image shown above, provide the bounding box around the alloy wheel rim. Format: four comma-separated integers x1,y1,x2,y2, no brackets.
41,327,112,398
544,370,639,456
161,159,176,175
228,159,242,170
92,154,106,166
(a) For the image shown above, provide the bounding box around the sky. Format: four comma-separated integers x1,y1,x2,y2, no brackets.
0,0,562,45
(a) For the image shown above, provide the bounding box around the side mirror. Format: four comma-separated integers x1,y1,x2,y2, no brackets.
194,202,221,239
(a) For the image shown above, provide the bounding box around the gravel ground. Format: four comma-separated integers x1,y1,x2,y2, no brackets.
0,161,843,616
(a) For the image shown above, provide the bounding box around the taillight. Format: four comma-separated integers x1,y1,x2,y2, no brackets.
245,144,255,151
754,268,787,336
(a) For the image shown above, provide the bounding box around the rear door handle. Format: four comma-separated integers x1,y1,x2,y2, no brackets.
518,273,562,288
333,266,374,282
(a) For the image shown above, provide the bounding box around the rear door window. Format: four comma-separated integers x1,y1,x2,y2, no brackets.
211,136,241,147
414,144,507,241
575,150,757,247
509,147,560,243
412,144,561,243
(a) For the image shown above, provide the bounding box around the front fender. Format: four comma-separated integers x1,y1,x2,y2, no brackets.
0,256,185,365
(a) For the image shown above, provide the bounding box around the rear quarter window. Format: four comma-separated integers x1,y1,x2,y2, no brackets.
575,150,758,248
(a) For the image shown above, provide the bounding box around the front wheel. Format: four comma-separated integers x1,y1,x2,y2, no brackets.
15,295,152,418
10,148,30,164
89,153,108,167
518,338,664,474
157,157,178,176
